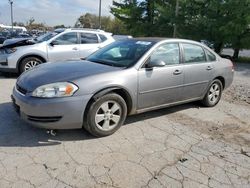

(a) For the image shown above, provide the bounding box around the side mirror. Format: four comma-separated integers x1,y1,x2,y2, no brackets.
146,58,166,69
50,40,59,46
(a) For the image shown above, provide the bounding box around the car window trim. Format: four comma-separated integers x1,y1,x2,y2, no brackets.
77,32,81,44
97,34,106,43
140,42,182,69
97,34,101,43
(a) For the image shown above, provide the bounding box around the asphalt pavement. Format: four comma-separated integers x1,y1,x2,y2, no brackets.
0,64,250,188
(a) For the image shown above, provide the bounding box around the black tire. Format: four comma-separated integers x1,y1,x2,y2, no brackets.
202,79,223,107
20,57,43,73
84,93,127,137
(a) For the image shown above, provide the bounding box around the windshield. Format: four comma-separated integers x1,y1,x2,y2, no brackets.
35,32,59,42
87,40,156,68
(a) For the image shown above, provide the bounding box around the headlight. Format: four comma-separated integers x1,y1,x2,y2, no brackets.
32,82,78,98
5,48,17,54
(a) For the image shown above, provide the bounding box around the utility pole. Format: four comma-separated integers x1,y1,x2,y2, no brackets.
98,0,102,29
173,0,179,38
9,0,14,33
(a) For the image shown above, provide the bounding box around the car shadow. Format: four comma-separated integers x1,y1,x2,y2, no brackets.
0,102,95,147
0,101,201,148
124,102,201,125
0,72,19,79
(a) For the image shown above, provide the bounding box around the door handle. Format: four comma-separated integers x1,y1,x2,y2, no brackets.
173,69,182,75
72,47,78,51
207,66,213,70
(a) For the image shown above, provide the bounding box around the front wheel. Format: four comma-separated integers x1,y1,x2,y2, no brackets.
202,79,223,107
20,57,43,73
84,93,127,137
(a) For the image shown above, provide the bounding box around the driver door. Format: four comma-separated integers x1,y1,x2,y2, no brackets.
47,32,80,62
138,43,184,109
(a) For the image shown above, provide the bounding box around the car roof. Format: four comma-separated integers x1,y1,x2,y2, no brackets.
127,37,209,47
54,28,112,36
56,28,108,33
130,37,166,42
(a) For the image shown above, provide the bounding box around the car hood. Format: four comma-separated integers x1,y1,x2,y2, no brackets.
1,38,35,49
17,60,121,92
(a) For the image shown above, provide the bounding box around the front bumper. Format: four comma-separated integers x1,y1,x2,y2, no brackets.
12,87,92,129
0,53,18,73
0,66,18,73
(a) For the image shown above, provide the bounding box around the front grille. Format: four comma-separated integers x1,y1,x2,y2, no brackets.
16,84,27,95
27,115,62,123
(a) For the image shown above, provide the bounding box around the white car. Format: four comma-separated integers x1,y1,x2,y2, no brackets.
0,28,114,73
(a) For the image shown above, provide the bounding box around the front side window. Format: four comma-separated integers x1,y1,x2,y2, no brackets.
183,43,206,63
54,32,78,45
35,32,59,42
150,43,180,65
80,33,98,44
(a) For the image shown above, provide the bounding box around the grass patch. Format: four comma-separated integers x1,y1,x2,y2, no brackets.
235,57,250,63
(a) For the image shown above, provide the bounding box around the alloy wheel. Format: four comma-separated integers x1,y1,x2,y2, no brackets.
95,100,122,131
208,83,220,104
24,60,40,71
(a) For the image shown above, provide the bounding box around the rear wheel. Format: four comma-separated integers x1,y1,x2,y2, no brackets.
202,79,222,107
84,93,127,137
20,57,43,73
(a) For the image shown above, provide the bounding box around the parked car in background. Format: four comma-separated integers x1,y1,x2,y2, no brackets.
113,35,133,40
0,28,114,73
0,35,6,44
200,40,214,49
12,38,234,137
16,33,31,38
0,31,11,44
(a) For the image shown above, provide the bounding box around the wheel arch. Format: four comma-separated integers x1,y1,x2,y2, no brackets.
83,87,133,124
17,54,47,72
201,77,224,107
214,76,225,89
202,76,225,99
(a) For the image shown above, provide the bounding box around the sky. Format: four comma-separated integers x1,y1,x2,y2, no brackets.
0,0,114,26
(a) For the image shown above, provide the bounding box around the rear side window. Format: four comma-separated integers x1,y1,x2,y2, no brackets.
205,49,216,61
80,33,98,44
182,43,206,63
99,34,107,42
54,32,78,45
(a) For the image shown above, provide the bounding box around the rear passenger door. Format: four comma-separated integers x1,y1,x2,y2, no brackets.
78,32,100,58
181,43,214,100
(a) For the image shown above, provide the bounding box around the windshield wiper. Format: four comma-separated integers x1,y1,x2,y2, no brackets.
89,59,111,66
88,59,125,68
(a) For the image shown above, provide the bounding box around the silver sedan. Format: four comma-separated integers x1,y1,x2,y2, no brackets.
12,38,234,137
